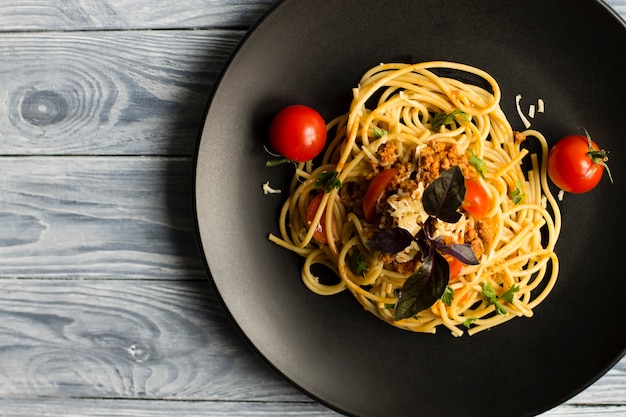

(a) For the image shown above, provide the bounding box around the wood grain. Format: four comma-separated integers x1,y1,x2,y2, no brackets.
0,157,205,278
2,399,626,417
0,398,336,417
0,278,310,402
0,30,242,156
0,0,276,31
0,277,623,415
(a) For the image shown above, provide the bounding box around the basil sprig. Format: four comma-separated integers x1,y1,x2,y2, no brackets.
367,166,480,320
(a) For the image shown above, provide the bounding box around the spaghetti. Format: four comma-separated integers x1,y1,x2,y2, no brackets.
269,61,561,336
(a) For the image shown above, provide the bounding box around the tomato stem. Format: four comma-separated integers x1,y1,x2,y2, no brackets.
584,128,614,184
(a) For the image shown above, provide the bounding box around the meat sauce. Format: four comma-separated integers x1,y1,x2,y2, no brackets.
359,140,495,275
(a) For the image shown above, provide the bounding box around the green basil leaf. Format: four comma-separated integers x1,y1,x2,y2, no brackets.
422,166,466,223
394,251,450,320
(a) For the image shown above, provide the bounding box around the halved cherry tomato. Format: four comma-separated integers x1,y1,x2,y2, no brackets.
547,133,612,193
447,256,465,281
306,193,337,243
461,178,490,220
362,168,399,222
269,105,327,162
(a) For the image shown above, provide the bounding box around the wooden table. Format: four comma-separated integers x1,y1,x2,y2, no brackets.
0,1,624,416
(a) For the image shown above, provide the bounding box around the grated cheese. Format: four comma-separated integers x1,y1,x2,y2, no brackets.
515,94,532,129
386,185,429,236
537,98,545,113
262,181,282,195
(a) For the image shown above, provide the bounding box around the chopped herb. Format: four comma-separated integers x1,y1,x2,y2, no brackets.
511,181,526,204
482,282,497,301
315,170,342,193
482,282,519,315
373,126,388,138
469,148,487,178
265,157,292,167
432,108,469,130
347,250,368,277
500,284,520,303
441,286,455,307
463,317,477,329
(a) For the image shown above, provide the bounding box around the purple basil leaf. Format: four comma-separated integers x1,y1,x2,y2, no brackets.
414,228,430,260
393,251,450,320
367,227,415,254
432,237,479,265
430,236,447,251
446,243,479,265
422,166,466,223
422,216,435,239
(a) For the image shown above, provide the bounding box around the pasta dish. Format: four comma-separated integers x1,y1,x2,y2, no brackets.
269,61,561,336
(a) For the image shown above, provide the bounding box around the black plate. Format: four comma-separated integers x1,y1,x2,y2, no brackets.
194,1,626,416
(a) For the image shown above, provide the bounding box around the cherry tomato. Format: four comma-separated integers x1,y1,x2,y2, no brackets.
547,133,612,193
447,256,465,281
268,105,327,162
362,168,399,222
306,193,337,244
461,178,490,220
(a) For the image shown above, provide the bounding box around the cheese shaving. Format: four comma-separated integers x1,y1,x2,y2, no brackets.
515,94,532,129
262,181,282,195
537,98,545,113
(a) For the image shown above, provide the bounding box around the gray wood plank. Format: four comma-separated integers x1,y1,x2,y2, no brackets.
0,278,311,403
0,398,337,417
0,30,242,156
0,0,275,31
543,406,626,417
0,157,206,279
0,278,621,415
0,0,623,33
0,398,624,417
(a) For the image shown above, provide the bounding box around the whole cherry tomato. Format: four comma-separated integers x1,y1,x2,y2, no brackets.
269,105,327,162
547,132,612,193
461,178,490,220
362,168,399,222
